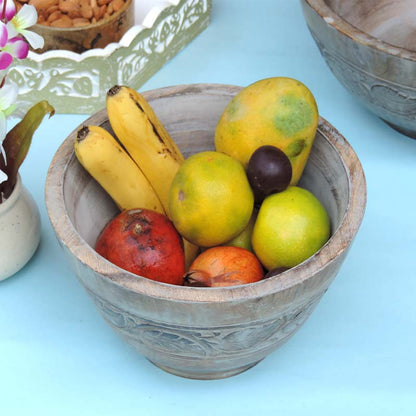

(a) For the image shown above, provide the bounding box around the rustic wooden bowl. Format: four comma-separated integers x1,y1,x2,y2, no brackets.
32,0,134,54
301,0,416,138
45,84,366,379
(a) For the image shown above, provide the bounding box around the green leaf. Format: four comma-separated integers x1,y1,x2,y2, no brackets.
1,100,54,199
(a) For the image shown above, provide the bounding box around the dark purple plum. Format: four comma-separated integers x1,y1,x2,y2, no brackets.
246,145,292,204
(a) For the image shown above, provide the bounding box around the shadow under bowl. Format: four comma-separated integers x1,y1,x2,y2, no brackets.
45,83,366,379
301,0,416,138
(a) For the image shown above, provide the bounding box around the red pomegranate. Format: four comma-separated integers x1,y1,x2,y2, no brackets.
95,209,185,285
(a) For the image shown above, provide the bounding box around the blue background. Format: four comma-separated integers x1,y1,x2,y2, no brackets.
1,0,416,414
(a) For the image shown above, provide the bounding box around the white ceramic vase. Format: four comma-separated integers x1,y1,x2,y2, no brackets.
0,175,41,281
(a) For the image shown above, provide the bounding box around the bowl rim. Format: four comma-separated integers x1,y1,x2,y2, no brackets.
45,83,367,303
302,0,416,62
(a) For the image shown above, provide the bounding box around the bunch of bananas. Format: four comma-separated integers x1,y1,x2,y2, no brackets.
74,85,198,268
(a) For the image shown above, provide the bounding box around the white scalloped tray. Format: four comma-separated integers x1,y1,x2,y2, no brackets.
9,0,211,114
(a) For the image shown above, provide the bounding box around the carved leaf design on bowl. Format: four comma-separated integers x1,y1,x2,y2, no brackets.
88,289,323,358
310,28,416,120
369,84,416,115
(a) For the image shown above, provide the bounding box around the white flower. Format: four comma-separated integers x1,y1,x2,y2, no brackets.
7,4,44,50
0,82,18,160
0,169,7,184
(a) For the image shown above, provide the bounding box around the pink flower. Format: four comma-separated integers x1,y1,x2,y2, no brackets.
0,51,12,70
3,36,29,59
0,0,16,22
0,1,45,188
0,4,39,73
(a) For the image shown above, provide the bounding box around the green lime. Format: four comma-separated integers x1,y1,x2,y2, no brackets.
252,186,330,270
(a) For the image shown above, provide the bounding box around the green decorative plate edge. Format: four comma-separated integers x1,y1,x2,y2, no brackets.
9,0,212,115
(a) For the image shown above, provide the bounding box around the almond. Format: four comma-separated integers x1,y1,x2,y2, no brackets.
50,15,72,27
80,1,93,19
17,0,128,28
112,0,124,12
29,0,59,15
72,18,91,27
47,10,63,22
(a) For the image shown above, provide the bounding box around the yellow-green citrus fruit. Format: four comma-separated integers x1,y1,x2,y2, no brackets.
252,186,330,270
215,77,319,185
169,151,254,247
223,209,257,252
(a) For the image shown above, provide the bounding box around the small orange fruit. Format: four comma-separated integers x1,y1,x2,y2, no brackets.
184,246,264,287
168,151,254,247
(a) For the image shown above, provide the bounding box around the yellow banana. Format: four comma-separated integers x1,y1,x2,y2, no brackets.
106,85,184,216
106,85,199,268
74,125,165,215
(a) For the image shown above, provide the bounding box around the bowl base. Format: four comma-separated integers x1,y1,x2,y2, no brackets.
382,119,416,139
149,359,263,380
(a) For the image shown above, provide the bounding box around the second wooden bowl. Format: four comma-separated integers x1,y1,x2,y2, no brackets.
301,0,416,138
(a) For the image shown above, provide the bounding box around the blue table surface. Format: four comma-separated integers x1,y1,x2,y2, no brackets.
1,1,415,414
